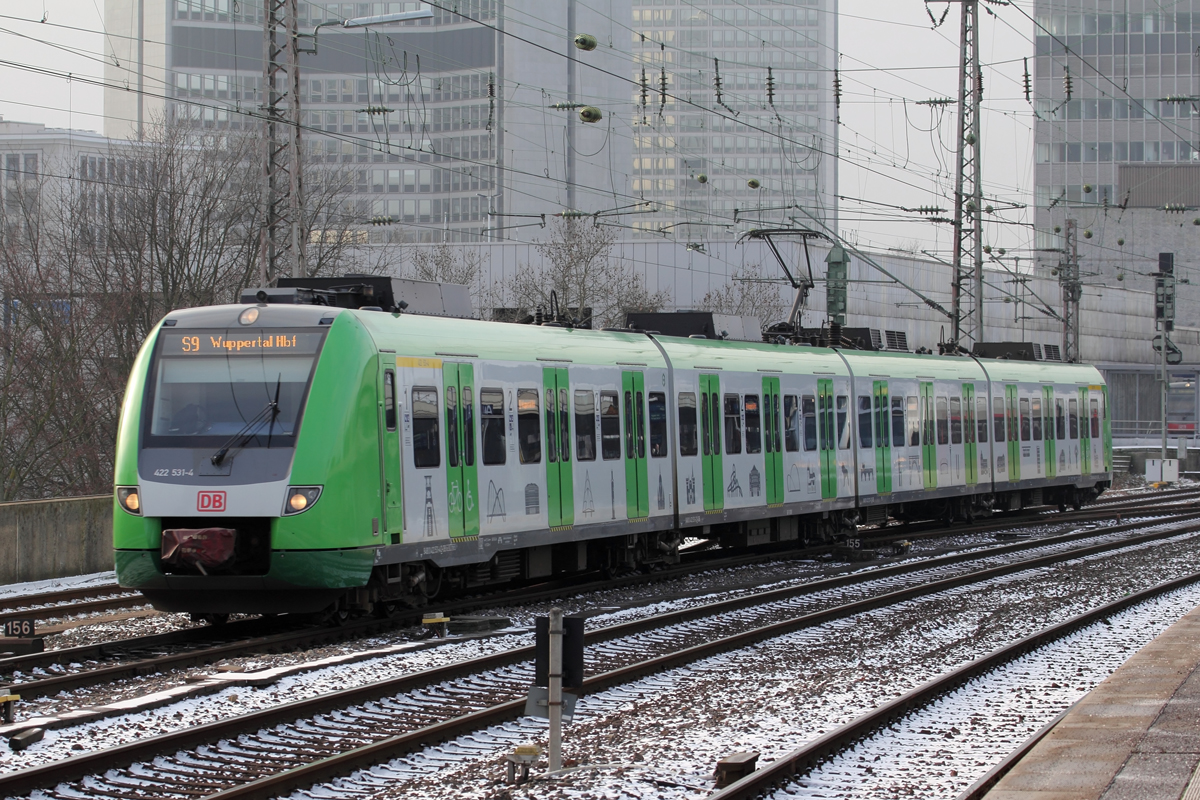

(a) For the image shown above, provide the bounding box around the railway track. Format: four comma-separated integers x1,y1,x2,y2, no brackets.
3,510,1199,799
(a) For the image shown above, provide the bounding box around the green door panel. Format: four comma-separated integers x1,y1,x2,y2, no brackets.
1043,386,1057,479
544,367,574,528
1006,385,1021,482
381,366,403,538
700,374,724,511
1102,386,1112,472
1079,387,1091,476
873,380,892,494
762,376,784,505
445,363,480,539
920,382,936,489
963,384,977,486
622,371,649,519
818,379,836,499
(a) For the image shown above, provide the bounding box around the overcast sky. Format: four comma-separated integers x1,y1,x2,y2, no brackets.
0,1,1036,254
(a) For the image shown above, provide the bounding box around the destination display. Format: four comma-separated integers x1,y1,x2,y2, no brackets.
161,331,325,356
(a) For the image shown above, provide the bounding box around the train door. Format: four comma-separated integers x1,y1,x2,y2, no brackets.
818,379,837,499
762,376,784,505
622,371,649,519
920,381,936,489
1043,386,1057,479
543,367,574,528
380,365,403,541
699,374,725,511
963,384,977,486
1102,386,1112,472
1006,385,1021,481
443,363,480,540
1079,387,1091,475
873,381,892,494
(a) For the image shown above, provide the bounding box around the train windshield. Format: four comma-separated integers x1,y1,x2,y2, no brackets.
144,329,325,448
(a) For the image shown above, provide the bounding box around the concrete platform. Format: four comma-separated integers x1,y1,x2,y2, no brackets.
985,604,1200,800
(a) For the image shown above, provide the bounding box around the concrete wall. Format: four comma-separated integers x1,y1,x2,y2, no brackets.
0,496,113,584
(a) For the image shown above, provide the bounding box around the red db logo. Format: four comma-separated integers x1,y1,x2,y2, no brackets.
197,491,227,512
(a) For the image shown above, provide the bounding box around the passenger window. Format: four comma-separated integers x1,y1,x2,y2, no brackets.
649,392,667,457
785,395,801,452
950,397,962,445
518,388,541,464
976,397,988,443
907,395,919,447
480,388,505,465
446,386,460,468
678,392,698,456
559,388,570,463
384,369,396,431
1031,397,1043,441
936,396,949,445
993,397,1005,443
858,395,873,449
891,396,905,448
463,387,475,467
770,393,782,453
412,387,440,468
623,390,635,458
711,391,722,454
836,395,851,449
600,391,621,459
745,394,762,454
1020,397,1031,441
575,390,596,461
1090,399,1100,438
700,392,711,456
1056,399,1066,440
724,394,742,455
1069,398,1079,439
636,390,646,459
802,395,817,451
544,388,557,464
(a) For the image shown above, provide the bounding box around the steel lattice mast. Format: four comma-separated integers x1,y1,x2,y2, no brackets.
259,0,306,286
949,0,984,350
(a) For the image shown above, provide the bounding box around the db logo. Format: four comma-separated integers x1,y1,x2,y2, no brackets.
197,491,227,512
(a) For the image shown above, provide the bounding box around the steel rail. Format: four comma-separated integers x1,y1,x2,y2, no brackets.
706,571,1200,800
0,511,1192,799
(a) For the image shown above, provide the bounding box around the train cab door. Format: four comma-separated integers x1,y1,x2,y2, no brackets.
818,379,837,499
442,363,480,540
963,384,977,486
1043,386,1057,479
622,371,649,519
380,365,403,541
543,367,574,528
873,381,892,494
761,377,785,505
1006,385,1021,481
919,381,936,489
1079,387,1092,476
700,374,725,511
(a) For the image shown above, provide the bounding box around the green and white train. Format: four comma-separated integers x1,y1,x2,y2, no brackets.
113,301,1113,616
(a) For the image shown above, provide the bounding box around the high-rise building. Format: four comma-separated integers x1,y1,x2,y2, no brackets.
630,0,837,241
104,0,631,243
1032,2,1200,259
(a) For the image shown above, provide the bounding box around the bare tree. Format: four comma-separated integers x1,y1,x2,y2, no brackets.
409,242,497,313
698,262,787,325
507,218,671,328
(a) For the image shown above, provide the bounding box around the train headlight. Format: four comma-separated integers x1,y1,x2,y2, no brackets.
117,487,142,515
284,486,322,515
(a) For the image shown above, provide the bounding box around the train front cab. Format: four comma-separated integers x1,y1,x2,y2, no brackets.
113,306,385,616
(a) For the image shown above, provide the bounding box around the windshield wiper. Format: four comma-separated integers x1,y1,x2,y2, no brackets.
210,399,280,466
266,375,282,450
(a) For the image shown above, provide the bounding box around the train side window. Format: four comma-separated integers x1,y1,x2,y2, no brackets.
891,396,905,448
1056,399,1066,440
993,397,1005,442
518,388,541,464
907,395,919,446
1031,397,1043,441
724,394,743,455
383,369,396,431
785,395,801,452
802,395,817,451
600,391,621,459
950,397,962,445
574,390,596,461
836,395,851,449
744,394,762,454
649,392,667,457
1019,397,1031,441
446,386,460,468
858,395,873,449
462,387,475,466
936,396,949,445
411,387,440,468
480,388,505,465
1069,398,1079,439
678,392,698,456
1090,399,1100,438
975,397,988,443
700,392,711,456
